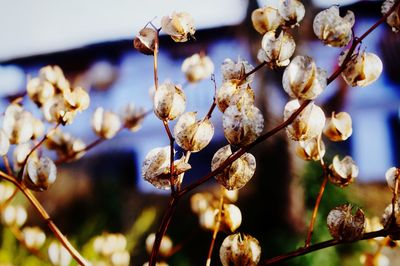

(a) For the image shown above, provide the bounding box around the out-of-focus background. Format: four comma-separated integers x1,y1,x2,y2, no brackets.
0,0,399,265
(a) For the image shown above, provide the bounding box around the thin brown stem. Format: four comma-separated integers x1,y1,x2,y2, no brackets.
153,30,160,90
240,61,267,83
206,191,224,266
390,172,399,225
163,121,176,195
3,155,12,175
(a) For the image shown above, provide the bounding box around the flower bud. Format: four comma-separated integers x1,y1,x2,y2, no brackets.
219,233,261,266
257,30,296,67
221,204,242,232
3,104,34,144
92,107,122,139
251,6,284,34
216,81,255,113
121,103,145,132
329,155,358,187
153,82,186,121
2,205,27,227
282,55,327,100
385,167,400,192
23,156,57,191
284,100,325,141
382,0,400,32
134,27,157,55
221,58,254,86
212,145,256,190
161,12,195,42
223,105,264,146
339,50,383,87
278,0,305,27
22,226,46,250
0,129,10,156
327,204,365,241
48,241,72,266
295,137,325,161
181,53,214,83
145,233,173,257
324,112,353,141
313,6,355,47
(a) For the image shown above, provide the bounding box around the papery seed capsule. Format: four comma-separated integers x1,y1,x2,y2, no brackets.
48,241,72,266
385,167,400,192
258,30,296,67
313,6,355,47
360,253,390,266
199,207,218,230
219,233,261,266
174,112,214,152
63,87,90,112
295,137,325,161
153,82,186,121
27,78,55,107
121,103,145,132
221,204,242,232
2,205,27,227
94,233,127,256
134,27,157,55
190,192,214,214
92,107,122,139
13,143,35,171
339,50,383,87
223,189,239,203
327,204,365,241
32,118,45,140
181,53,214,83
381,199,400,228
251,6,284,34
216,81,255,113
212,145,256,190
42,96,77,125
111,250,130,266
3,104,34,144
145,233,173,257
161,12,195,42
221,58,254,86
382,0,400,33
278,0,305,27
324,112,353,141
46,128,86,161
40,65,65,86
282,55,327,100
0,182,14,204
23,156,57,191
0,129,10,156
22,226,46,250
284,100,325,141
328,155,358,187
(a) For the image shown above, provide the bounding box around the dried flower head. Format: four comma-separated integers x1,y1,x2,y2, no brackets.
327,204,365,241
153,81,186,121
174,112,214,152
92,107,122,139
282,55,327,100
22,226,46,250
278,0,305,27
324,112,353,141
339,50,383,87
257,30,296,67
329,155,358,187
219,233,261,266
385,167,400,192
221,58,254,86
251,6,284,34
382,0,400,32
23,157,57,191
284,100,325,141
3,104,34,144
181,53,214,83
134,27,157,55
0,129,10,156
216,81,255,113
121,103,146,132
212,145,256,190
295,137,325,161
313,6,355,47
161,12,195,42
145,233,173,257
48,241,72,266
2,205,27,227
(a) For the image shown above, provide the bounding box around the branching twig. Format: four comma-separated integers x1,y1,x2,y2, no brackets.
206,190,224,266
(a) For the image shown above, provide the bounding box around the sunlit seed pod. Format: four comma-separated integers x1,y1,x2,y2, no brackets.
190,192,214,214
223,189,239,203
23,156,57,191
199,207,218,230
328,155,358,187
0,182,15,204
32,118,45,140
0,129,10,156
2,205,27,227
282,55,327,100
174,112,214,152
251,6,284,34
111,250,130,266
48,241,72,266
327,204,365,241
284,100,326,141
223,105,264,147
45,128,86,161
39,65,65,86
221,58,255,86
364,216,385,242
42,96,77,125
153,82,186,121
27,78,55,107
221,204,242,232
313,6,355,47
94,233,127,257
381,199,400,228
22,226,46,250
385,167,400,192
134,27,157,55
216,81,255,113
121,103,145,132
181,53,214,83
278,0,305,27
145,233,173,257
360,253,390,266
63,86,90,112
339,50,383,87
212,145,256,190
161,12,195,42
323,112,353,141
92,107,122,139
13,143,35,171
295,137,325,161
258,30,296,67
3,104,34,144
382,0,400,32
219,233,261,266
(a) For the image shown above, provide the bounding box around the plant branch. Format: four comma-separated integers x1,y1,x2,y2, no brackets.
206,191,224,266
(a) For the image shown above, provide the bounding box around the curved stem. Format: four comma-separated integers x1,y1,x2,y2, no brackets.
206,191,224,266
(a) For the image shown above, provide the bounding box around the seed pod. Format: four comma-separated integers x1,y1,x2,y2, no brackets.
22,226,46,250
39,65,65,86
26,78,55,107
0,182,14,204
221,58,254,86
381,199,400,228
382,0,400,32
284,100,325,141
223,105,264,147
223,189,239,203
93,233,127,256
2,205,27,227
278,0,305,27
282,55,327,100
221,204,242,232
216,81,255,113
174,112,214,152
23,157,57,191
153,82,186,121
339,50,383,87
143,262,169,266
32,118,45,140
327,204,365,241
295,137,325,161
161,12,195,42
257,30,296,67
324,112,353,141
63,87,90,112
212,145,256,190
111,250,130,266
46,128,86,161
48,241,72,266
42,96,77,125
190,192,214,214
360,253,390,266
328,155,358,187
313,6,355,47
251,6,284,34
121,103,145,132
219,233,261,266
0,129,10,156
13,143,35,171
3,104,34,144
134,27,157,55
199,207,218,230
145,233,173,257
92,107,122,139
181,53,214,83
385,167,400,192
